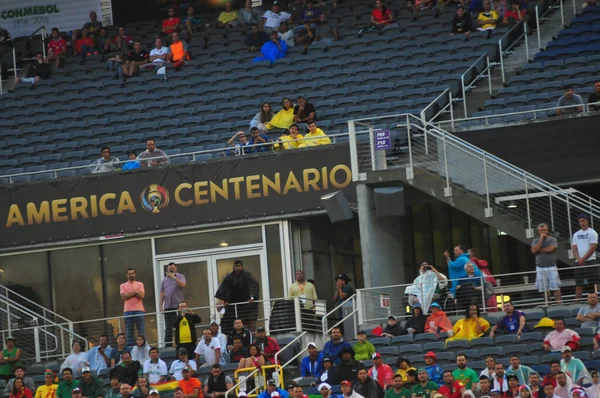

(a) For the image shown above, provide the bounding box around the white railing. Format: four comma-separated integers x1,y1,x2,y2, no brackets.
461,54,493,116
421,88,454,128
535,0,570,51
321,294,357,337
498,20,530,84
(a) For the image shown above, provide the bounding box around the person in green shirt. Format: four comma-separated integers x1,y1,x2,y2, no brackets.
56,368,81,398
353,331,376,361
0,336,21,381
452,355,479,391
386,374,412,398
412,369,438,398
80,367,104,398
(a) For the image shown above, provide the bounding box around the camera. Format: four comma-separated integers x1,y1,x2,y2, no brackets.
424,266,431,270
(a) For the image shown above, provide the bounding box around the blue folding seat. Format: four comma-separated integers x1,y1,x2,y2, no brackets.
506,95,529,107
174,137,196,148
20,157,41,167
5,139,27,149
520,63,543,74
197,135,219,145
122,133,145,145
57,142,78,152
11,175,32,183
540,81,563,92
484,98,506,110
57,170,77,178
28,136,50,146
79,139,100,151
541,59,565,71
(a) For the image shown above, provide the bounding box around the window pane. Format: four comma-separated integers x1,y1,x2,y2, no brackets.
0,252,51,310
155,227,262,255
265,224,283,299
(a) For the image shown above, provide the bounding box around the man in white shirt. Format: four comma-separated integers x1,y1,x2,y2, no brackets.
260,2,292,33
209,320,228,354
572,213,599,301
143,347,169,384
194,329,224,367
170,348,198,381
139,37,169,78
277,22,295,47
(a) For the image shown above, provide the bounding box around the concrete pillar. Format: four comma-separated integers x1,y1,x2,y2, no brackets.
357,183,407,288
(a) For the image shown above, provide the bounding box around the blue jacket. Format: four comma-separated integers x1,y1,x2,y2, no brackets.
258,388,289,398
425,364,444,386
301,352,324,378
323,340,351,366
448,253,481,294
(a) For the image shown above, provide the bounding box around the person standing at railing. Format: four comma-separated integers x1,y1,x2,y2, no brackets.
531,223,562,305
173,302,202,359
161,262,187,346
87,335,113,373
289,270,318,310
333,274,355,329
444,246,482,296
572,214,599,302
120,268,146,347
138,139,170,168
92,146,120,174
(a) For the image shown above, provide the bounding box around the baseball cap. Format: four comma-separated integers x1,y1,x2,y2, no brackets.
268,379,277,386
318,383,332,390
238,393,248,398
81,367,91,374
273,1,279,4
178,347,188,355
424,351,437,360
150,390,159,396
357,330,366,335
506,375,518,381
307,342,317,349
491,390,502,395
210,319,219,326
372,353,381,359
561,346,572,353
430,302,441,308
388,315,397,321
340,380,352,386
578,213,590,220
334,273,352,282
182,366,191,372
6,336,15,342
271,393,280,398
257,327,265,332
72,388,82,394
323,357,332,363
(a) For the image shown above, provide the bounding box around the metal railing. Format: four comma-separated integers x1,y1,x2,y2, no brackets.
498,20,530,84
322,295,357,337
0,133,349,183
535,0,569,51
461,54,493,116
421,88,454,128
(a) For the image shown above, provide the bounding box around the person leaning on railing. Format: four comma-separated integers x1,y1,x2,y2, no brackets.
406,263,448,310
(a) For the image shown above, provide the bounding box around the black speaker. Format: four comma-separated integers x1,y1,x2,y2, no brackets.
321,191,353,223
374,187,405,217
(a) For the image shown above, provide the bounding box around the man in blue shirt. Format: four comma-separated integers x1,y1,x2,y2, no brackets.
88,335,113,373
323,327,351,366
444,245,481,294
489,302,527,338
245,127,273,153
257,379,289,398
301,342,323,378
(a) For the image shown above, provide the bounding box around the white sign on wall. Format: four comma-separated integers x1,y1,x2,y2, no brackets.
1,0,102,39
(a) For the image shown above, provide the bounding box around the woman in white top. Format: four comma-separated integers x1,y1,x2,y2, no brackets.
130,335,151,364
60,340,89,377
250,102,273,132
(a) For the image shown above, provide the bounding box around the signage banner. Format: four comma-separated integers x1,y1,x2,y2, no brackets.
1,0,102,39
0,146,353,248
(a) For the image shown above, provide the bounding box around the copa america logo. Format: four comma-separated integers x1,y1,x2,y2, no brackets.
140,184,170,214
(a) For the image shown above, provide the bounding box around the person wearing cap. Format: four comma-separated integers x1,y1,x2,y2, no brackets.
5,366,34,395
34,370,58,398
170,348,197,381
287,383,299,395
60,340,89,378
70,387,83,398
161,262,187,346
412,369,438,398
423,352,443,386
173,301,202,359
88,335,113,373
323,327,352,366
80,367,104,398
209,321,228,355
386,374,411,398
382,316,407,337
148,390,159,398
204,364,234,398
560,346,590,385
354,331,376,361
369,353,394,389
195,329,224,367
543,319,580,352
288,270,318,310
405,304,428,335
396,358,417,382
56,368,80,398
354,368,384,398
452,354,479,391
320,357,336,384
444,245,482,296
260,2,292,33
332,347,365,385
341,380,364,398
333,274,356,310
143,347,168,385
489,302,527,338
425,304,453,335
572,214,599,301
531,223,562,305
438,371,466,398
178,366,202,398
256,327,280,365
257,379,290,398
215,259,260,333
474,376,491,398
319,383,332,398
505,356,535,387
301,342,324,378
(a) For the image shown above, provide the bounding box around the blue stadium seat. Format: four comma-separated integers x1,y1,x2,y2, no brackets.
397,344,423,355
63,151,85,161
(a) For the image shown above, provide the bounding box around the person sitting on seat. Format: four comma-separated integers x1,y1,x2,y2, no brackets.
446,304,490,344
46,28,67,68
489,302,527,338
425,303,453,335
477,1,498,33
382,316,407,337
544,319,580,352
353,331,376,361
253,31,288,64
238,344,265,370
14,53,50,89
162,8,181,36
168,32,190,71
303,122,331,146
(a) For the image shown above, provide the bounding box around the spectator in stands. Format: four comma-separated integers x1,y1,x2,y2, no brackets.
293,97,317,124
178,367,201,398
452,354,479,390
288,270,318,310
35,370,58,398
468,249,498,312
454,262,483,307
92,146,120,173
73,11,102,44
60,341,88,377
5,367,33,395
425,303,453,335
323,327,351,366
587,81,600,110
168,32,190,71
491,364,508,393
162,8,181,36
173,302,201,359
143,347,168,385
334,347,366,385
561,346,590,385
246,24,270,52
277,124,306,150
131,336,150,367
204,364,234,398
556,86,584,116
139,37,169,73
0,337,20,382
340,380,362,398
253,31,288,64
195,329,224,367
11,379,32,398
505,356,535,386
438,371,466,398
104,26,133,53
386,374,411,398
506,375,520,398
227,319,253,349
110,333,131,368
114,351,142,387
477,1,499,34
450,6,473,36
120,268,146,345
88,335,112,372
489,302,526,337
250,102,273,132
554,372,572,398
531,223,562,304
161,262,186,346
528,374,540,398
359,0,397,37
245,127,273,153
444,245,481,295
541,383,554,398
542,360,565,388
480,357,496,379
503,0,526,24
208,321,227,355
170,348,197,381
446,305,490,344
255,327,280,364
474,376,491,398
46,28,67,68
587,372,600,397
56,369,80,398
261,2,293,33
120,385,133,398
278,22,295,47
227,131,249,156
319,358,336,385
423,352,443,386
238,343,265,370
104,378,121,398
354,331,376,361
180,7,201,42
217,2,240,30
544,319,580,352
576,292,600,328
216,259,260,333
258,381,289,398
267,99,295,130
572,214,599,301
396,358,417,382
138,139,169,167
133,378,150,398
404,370,418,392
407,263,449,310
117,41,149,87
14,53,50,89
382,315,407,337
369,353,394,389
74,28,100,65
301,342,324,378
240,0,263,25
354,367,385,398
304,121,332,146
413,369,439,398
80,367,103,398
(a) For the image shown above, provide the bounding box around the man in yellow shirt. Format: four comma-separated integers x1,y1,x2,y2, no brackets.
35,370,58,398
304,122,332,146
288,270,318,309
217,3,240,27
277,124,305,150
477,1,498,31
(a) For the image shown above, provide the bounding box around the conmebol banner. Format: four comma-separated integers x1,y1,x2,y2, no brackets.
0,0,102,39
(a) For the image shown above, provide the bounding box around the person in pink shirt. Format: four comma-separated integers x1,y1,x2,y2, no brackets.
543,319,580,352
368,352,394,389
120,268,146,345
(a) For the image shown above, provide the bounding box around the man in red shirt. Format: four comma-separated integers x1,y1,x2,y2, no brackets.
503,0,526,24
359,0,396,37
541,360,561,388
162,8,181,35
76,28,101,64
255,327,280,365
46,28,67,68
104,25,133,53
439,371,466,398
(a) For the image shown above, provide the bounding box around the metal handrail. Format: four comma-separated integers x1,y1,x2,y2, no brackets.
273,331,307,367
322,294,356,336
461,53,493,116
420,88,453,127
535,0,562,51
498,20,530,84
0,284,71,324
225,367,262,398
